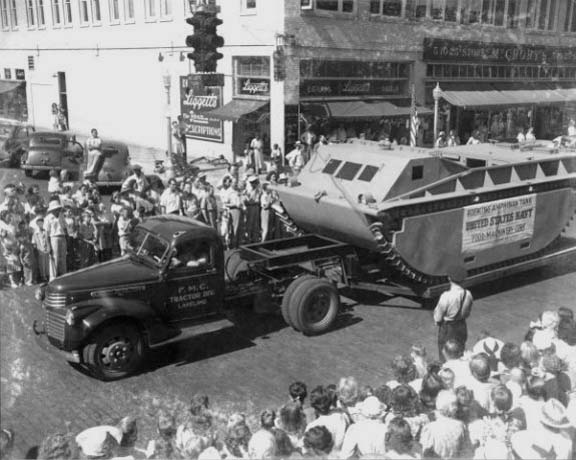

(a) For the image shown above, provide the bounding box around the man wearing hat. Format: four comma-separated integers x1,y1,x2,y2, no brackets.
340,396,387,458
433,266,473,361
121,164,149,194
286,142,304,175
44,200,67,280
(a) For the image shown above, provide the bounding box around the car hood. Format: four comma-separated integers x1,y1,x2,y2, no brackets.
49,256,160,293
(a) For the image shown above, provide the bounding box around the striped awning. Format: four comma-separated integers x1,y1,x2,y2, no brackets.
440,87,576,108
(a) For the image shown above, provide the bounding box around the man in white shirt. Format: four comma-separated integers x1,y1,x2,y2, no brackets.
85,128,103,179
121,165,150,194
160,179,183,215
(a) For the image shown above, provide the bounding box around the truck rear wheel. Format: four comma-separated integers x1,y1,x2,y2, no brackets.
83,322,144,381
281,275,317,328
288,278,340,336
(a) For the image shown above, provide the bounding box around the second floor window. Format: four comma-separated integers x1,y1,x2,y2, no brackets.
63,0,72,24
9,0,17,27
37,0,46,26
26,0,36,26
1,0,9,29
316,0,355,13
565,0,576,32
51,0,62,26
109,0,119,22
91,0,101,23
123,0,134,22
79,0,90,24
159,0,172,18
145,0,156,19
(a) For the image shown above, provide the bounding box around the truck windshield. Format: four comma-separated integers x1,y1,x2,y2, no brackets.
128,228,169,267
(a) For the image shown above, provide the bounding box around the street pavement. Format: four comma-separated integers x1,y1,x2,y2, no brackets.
1,166,576,457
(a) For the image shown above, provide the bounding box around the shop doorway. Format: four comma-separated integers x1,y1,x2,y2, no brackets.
57,72,69,130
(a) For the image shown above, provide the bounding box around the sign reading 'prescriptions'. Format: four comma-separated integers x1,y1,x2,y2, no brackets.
462,194,536,251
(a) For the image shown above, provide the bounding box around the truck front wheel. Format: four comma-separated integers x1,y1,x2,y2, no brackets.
83,322,144,381
289,278,340,336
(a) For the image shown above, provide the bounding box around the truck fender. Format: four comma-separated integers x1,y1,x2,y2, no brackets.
69,298,157,338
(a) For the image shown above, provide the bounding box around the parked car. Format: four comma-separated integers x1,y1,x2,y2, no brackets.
0,122,35,167
20,131,84,179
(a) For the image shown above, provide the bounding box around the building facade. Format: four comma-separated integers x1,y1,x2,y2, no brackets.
1,0,576,162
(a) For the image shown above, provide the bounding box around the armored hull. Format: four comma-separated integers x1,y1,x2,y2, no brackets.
275,141,576,285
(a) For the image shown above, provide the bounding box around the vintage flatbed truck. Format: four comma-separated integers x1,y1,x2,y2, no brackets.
35,140,576,380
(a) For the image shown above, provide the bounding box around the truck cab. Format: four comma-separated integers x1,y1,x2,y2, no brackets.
37,216,229,380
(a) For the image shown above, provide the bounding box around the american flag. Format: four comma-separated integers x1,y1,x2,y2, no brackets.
409,84,419,147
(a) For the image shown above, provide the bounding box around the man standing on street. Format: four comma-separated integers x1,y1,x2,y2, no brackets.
434,266,473,361
45,200,67,280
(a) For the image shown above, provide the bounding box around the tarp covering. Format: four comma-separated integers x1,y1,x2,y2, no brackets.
301,101,432,119
0,80,24,95
441,87,576,108
207,99,268,122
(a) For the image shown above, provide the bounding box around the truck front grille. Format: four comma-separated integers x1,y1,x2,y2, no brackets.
43,292,67,347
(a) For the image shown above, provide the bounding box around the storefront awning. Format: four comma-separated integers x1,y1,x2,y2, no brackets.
207,99,268,122
301,101,432,119
440,87,576,108
0,80,24,95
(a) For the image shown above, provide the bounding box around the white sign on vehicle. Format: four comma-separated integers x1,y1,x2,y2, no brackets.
462,194,536,251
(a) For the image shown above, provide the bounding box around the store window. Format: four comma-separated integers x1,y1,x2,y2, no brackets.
316,0,355,13
1,0,9,29
123,0,134,22
26,0,36,27
108,0,119,22
234,56,271,98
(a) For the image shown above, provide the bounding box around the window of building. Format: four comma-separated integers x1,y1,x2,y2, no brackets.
62,0,72,24
8,0,17,28
316,0,355,13
525,0,536,27
383,0,402,16
108,0,119,22
506,0,519,28
234,56,271,98
538,0,556,30
1,0,9,29
430,0,443,19
123,0,134,22
565,0,576,32
444,0,458,21
467,0,482,23
159,0,172,19
145,0,156,20
26,0,36,27
90,0,101,23
37,0,46,26
51,0,62,26
79,0,90,24
412,0,427,18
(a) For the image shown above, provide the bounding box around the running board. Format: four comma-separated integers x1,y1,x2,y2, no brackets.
148,317,235,349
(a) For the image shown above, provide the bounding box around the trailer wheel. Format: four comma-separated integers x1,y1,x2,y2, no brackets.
289,278,340,336
225,250,249,282
281,275,317,328
82,322,144,381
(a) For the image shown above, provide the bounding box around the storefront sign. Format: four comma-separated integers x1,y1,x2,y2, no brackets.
300,79,404,98
462,194,536,251
4,69,11,79
15,69,25,80
424,38,576,65
180,75,224,143
238,78,270,96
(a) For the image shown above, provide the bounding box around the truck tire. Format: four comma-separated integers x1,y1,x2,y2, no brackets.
82,322,144,381
288,278,340,336
281,274,317,328
225,250,249,282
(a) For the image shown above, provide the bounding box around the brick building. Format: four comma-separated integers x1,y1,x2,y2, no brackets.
1,0,576,162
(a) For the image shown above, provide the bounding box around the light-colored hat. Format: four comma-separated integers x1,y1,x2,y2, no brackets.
532,329,554,351
278,173,289,183
247,429,276,459
247,175,259,183
75,426,123,458
540,398,572,429
359,396,385,419
47,200,62,213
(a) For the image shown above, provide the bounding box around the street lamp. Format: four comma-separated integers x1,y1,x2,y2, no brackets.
433,82,442,144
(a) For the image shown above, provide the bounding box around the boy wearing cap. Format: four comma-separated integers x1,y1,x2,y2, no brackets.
434,266,473,361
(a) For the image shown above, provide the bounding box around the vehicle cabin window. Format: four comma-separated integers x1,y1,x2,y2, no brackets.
322,159,342,175
336,161,362,180
411,165,424,180
170,240,212,271
357,165,379,182
37,136,62,146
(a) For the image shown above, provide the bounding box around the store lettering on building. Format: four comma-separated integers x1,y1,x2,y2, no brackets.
239,78,269,96
180,75,224,143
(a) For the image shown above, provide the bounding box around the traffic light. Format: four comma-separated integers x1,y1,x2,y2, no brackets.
185,11,224,73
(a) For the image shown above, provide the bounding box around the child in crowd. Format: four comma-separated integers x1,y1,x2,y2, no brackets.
47,169,62,195
78,210,99,268
18,225,37,286
32,216,50,283
117,206,135,256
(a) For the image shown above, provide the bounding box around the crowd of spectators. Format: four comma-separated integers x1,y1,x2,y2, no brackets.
1,307,574,459
0,160,294,288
